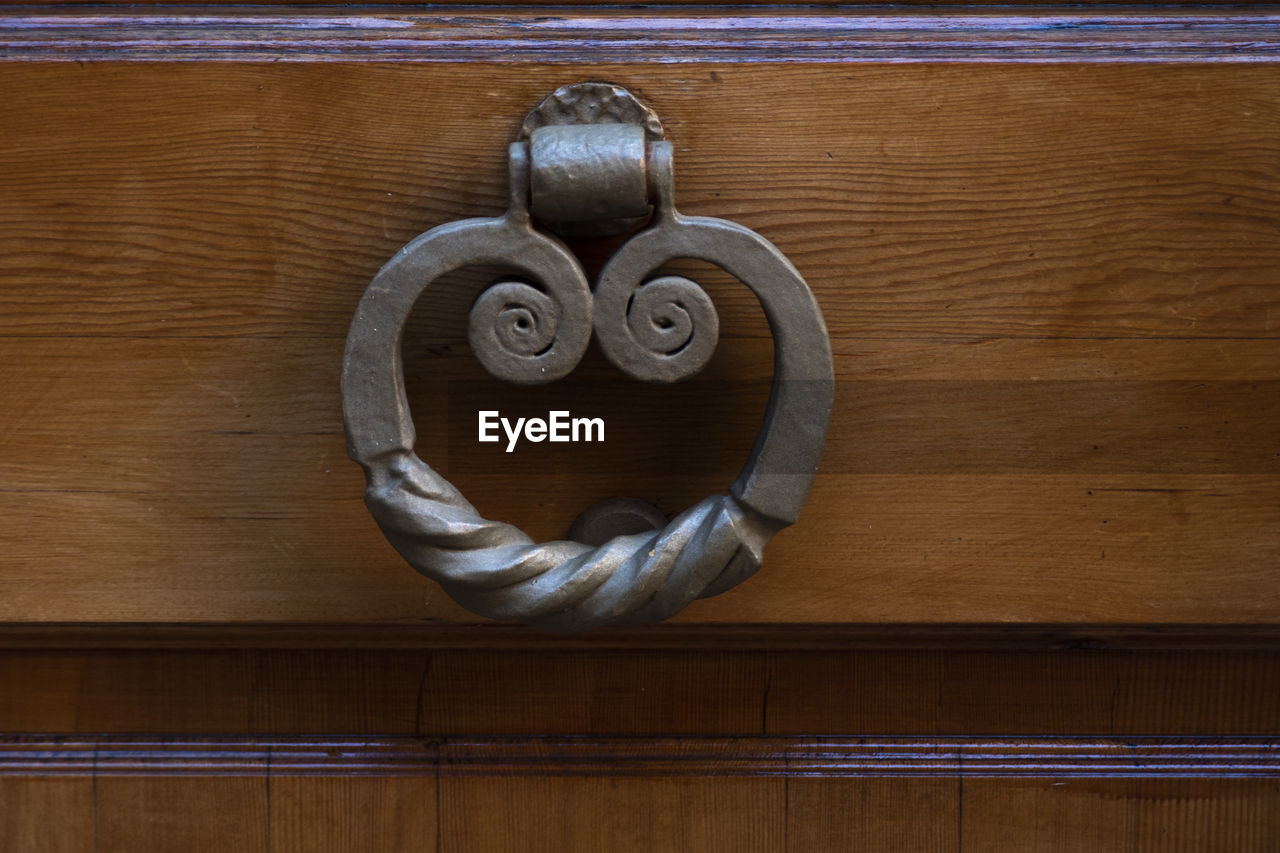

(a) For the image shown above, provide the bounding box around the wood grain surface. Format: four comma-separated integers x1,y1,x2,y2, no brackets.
5,771,1276,853
2,11,1277,850
1,60,1278,631
2,649,1278,735
2,731,1278,851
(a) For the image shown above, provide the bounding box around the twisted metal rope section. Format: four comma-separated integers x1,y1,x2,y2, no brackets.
342,142,832,631
363,451,771,632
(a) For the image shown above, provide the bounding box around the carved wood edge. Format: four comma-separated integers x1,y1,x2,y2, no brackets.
1,623,1279,650
2,7,1280,63
2,735,1278,778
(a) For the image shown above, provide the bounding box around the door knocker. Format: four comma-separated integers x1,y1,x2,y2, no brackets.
342,83,833,632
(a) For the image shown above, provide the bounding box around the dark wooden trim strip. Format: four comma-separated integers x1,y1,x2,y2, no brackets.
2,736,1277,778
12,0,1274,7
2,622,1279,650
1,7,1279,63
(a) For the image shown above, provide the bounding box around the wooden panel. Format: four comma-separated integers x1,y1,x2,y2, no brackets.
439,776,784,852
2,8,1274,851
763,650,1280,735
0,650,427,734
1,333,1276,623
0,778,93,853
1,56,1278,630
960,779,1280,852
787,778,958,851
2,650,1277,735
269,777,437,853
3,736,1278,852
416,650,770,735
95,777,268,853
6,474,1275,624
2,62,1278,339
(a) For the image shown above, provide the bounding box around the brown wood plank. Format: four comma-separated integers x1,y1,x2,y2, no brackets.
95,777,268,853
0,478,1271,625
416,650,770,735
0,778,94,853
2,650,1277,736
0,334,1277,625
443,378,1280,476
439,776,785,853
4,338,1277,490
2,62,1278,630
960,779,1280,852
0,650,427,734
4,737,1278,851
764,650,1280,736
787,778,958,851
269,777,437,853
6,773,1278,853
3,474,1274,625
736,474,1280,625
0,63,1277,339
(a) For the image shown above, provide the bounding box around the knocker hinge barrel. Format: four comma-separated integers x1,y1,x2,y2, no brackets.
528,123,651,231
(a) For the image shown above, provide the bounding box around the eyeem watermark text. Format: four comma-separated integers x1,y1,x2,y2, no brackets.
478,410,605,453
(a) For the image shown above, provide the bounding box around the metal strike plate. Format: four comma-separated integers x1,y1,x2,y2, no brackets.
341,82,834,632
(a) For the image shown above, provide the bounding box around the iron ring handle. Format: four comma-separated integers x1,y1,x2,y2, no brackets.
341,88,833,632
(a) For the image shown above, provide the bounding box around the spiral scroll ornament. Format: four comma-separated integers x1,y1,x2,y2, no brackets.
592,274,720,385
342,92,833,632
467,279,591,385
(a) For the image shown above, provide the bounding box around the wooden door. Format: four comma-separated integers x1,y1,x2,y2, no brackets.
1,2,1278,849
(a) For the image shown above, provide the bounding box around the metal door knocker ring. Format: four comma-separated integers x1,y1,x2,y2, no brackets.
342,83,834,632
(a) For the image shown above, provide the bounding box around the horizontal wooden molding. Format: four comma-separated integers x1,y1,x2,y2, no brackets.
1,623,1279,650
15,0,1274,6
1,8,1280,63
2,736,1277,778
